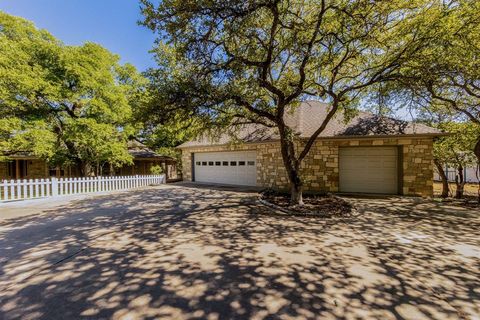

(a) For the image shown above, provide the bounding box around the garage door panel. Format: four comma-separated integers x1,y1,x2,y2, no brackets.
194,151,256,186
339,147,398,194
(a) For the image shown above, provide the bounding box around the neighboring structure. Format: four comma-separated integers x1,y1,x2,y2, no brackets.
434,165,479,183
178,101,444,196
0,140,179,181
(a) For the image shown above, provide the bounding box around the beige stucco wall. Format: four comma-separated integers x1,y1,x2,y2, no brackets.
180,137,434,197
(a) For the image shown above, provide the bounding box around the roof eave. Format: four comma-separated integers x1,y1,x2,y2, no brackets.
177,132,447,149
133,156,176,161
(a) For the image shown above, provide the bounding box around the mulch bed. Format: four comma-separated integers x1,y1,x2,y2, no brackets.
259,190,355,217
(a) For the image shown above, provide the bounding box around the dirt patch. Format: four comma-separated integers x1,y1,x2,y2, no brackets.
434,182,479,197
260,191,354,217
435,196,480,209
433,182,480,209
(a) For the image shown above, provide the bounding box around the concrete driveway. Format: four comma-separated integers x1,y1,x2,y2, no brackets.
0,184,478,320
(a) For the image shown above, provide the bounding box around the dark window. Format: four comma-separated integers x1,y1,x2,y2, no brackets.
222,161,228,166
230,161,237,166
215,161,221,166
248,161,255,166
202,161,207,166
49,168,65,177
11,160,28,179
196,161,200,165
239,161,245,166
208,161,214,166
7,162,14,178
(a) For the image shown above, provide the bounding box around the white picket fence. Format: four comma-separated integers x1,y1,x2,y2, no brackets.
0,174,165,202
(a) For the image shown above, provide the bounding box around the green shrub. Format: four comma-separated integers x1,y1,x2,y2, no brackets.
150,164,163,175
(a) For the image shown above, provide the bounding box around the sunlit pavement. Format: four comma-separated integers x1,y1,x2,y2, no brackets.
0,184,478,320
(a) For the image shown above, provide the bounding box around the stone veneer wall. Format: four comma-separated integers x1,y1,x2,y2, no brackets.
0,160,48,180
0,162,7,180
181,137,434,197
27,160,48,179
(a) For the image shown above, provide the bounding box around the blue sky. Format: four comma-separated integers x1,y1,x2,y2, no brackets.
0,0,157,71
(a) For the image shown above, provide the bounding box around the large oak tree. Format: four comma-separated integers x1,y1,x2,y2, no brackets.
141,0,437,204
0,12,145,175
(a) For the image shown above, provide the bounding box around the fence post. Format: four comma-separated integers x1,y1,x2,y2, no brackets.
34,179,39,197
51,177,58,197
29,179,34,198
3,180,8,201
10,179,15,200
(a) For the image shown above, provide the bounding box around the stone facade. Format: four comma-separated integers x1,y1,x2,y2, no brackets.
0,159,48,180
27,160,49,179
0,162,7,179
180,137,434,197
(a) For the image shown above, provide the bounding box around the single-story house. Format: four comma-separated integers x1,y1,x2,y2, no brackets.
0,140,179,181
178,101,444,197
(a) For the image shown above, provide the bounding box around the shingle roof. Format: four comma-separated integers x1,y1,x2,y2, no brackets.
178,100,443,148
5,141,175,161
127,140,174,160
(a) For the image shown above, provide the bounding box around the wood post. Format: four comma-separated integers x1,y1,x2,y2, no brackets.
15,160,19,180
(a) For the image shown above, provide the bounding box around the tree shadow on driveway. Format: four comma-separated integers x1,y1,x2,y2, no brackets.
0,186,478,319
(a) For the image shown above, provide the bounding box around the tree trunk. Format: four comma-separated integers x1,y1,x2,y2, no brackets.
278,123,304,205
433,158,449,198
81,162,94,177
474,137,480,202
290,175,304,206
454,164,465,199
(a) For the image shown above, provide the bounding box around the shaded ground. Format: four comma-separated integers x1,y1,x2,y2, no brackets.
434,181,479,197
0,184,479,320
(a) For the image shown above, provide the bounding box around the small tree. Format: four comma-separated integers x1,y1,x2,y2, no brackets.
141,0,434,204
386,0,480,197
434,122,478,198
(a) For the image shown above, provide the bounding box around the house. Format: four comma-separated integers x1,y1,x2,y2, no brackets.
0,140,179,181
178,101,444,196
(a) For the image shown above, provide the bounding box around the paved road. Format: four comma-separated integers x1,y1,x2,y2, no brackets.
0,184,479,320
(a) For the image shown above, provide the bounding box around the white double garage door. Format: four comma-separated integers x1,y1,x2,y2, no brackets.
194,151,257,186
193,147,399,194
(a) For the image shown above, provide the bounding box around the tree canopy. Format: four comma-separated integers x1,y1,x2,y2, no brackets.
0,12,146,174
383,0,480,162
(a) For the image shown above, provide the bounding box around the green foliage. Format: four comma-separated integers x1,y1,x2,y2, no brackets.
0,118,56,161
0,12,145,173
140,0,431,125
434,122,479,168
384,0,480,183
150,164,163,175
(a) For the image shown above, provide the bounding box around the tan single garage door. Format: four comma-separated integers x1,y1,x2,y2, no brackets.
339,147,398,194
